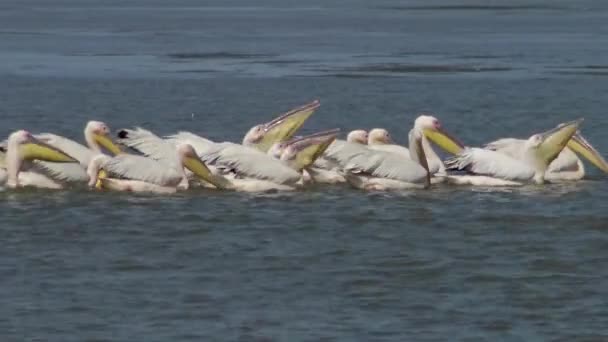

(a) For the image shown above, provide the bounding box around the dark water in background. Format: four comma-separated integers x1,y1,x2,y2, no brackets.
2,1,608,340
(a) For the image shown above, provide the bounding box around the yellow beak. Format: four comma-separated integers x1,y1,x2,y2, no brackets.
423,127,465,155
287,129,339,171
568,132,608,173
94,133,122,156
538,119,582,165
255,100,319,152
182,155,225,188
20,139,78,163
95,169,108,189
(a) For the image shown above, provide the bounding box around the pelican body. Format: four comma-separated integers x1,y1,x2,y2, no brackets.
445,119,583,186
484,130,608,181
306,129,369,184
341,116,463,190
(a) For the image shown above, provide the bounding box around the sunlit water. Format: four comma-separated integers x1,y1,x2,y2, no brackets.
1,1,608,340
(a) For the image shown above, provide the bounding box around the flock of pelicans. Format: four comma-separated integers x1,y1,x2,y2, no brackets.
1,100,607,193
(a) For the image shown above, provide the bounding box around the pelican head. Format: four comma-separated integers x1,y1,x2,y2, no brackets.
414,114,464,155
6,130,77,188
368,128,393,145
279,129,340,171
243,100,320,152
346,130,368,144
176,143,223,189
85,120,121,155
524,119,582,183
566,130,608,174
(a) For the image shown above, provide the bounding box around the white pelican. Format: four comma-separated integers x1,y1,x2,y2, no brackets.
342,125,432,190
0,130,78,189
305,129,368,184
311,116,463,188
197,129,339,191
445,119,582,186
87,141,220,194
365,117,464,179
237,100,320,152
484,129,608,181
367,128,409,157
26,120,122,186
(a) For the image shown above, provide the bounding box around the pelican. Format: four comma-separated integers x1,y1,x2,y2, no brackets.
367,128,410,157
339,116,463,190
304,129,368,184
342,125,432,190
233,99,320,152
0,130,78,189
313,116,463,188
365,117,464,179
484,129,608,181
25,120,122,186
87,142,220,194
445,119,582,186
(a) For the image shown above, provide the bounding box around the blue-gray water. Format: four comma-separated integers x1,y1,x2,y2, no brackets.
2,1,608,340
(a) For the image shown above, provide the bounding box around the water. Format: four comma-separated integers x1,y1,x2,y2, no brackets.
2,1,608,340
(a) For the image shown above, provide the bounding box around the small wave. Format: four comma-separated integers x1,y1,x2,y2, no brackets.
167,52,277,60
375,5,566,11
319,63,512,75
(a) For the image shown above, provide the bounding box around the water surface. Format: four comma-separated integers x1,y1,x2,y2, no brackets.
1,1,608,341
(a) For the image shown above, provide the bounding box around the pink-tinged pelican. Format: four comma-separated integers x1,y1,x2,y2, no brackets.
445,119,583,186
483,127,608,181
0,130,78,189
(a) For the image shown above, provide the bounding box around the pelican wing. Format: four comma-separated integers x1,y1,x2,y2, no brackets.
485,137,579,173
368,144,410,157
30,161,89,183
102,155,183,187
445,148,535,181
484,138,526,158
322,140,370,167
35,133,94,167
201,143,301,185
165,132,215,155
116,127,183,168
344,149,428,183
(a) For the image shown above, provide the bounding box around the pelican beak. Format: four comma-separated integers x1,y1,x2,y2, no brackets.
182,154,224,188
286,128,340,171
568,131,608,173
20,137,78,163
423,127,465,155
94,133,122,156
538,119,582,165
255,100,320,152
